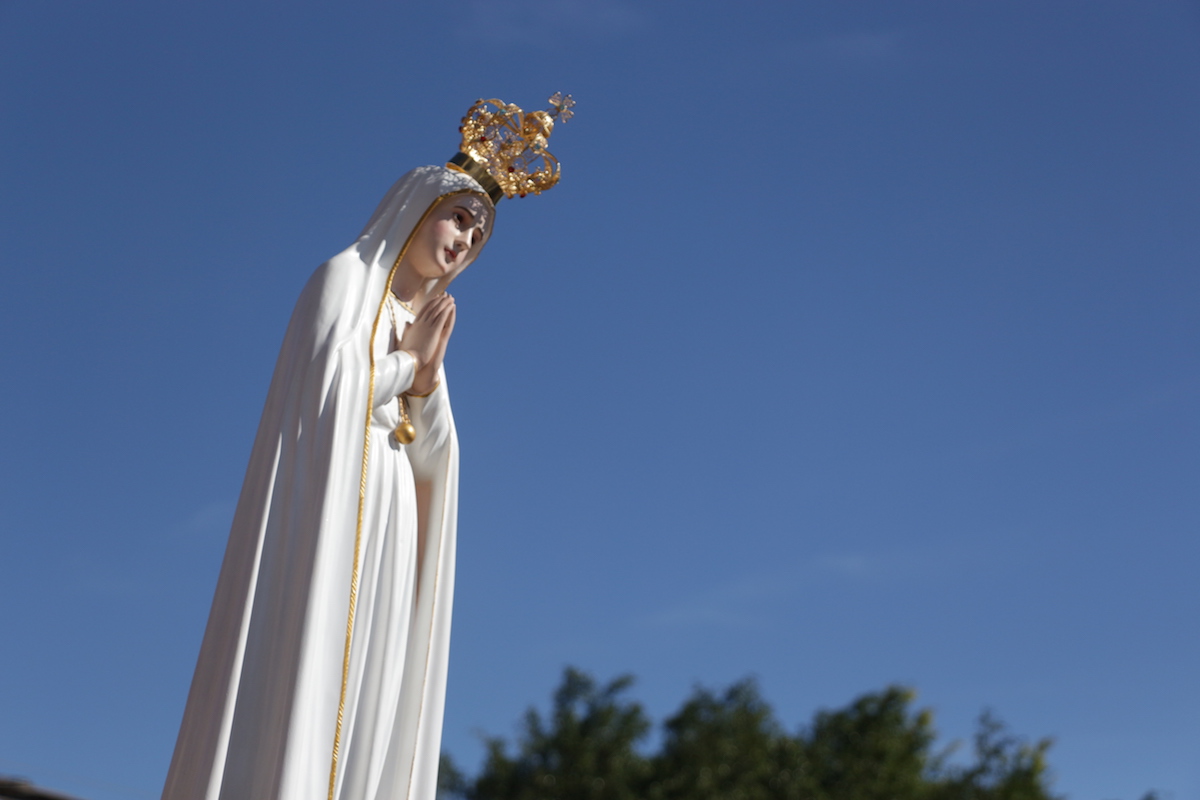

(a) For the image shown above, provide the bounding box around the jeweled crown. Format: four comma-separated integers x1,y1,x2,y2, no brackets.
447,93,575,204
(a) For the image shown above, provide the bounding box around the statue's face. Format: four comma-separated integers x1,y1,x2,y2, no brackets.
407,193,492,281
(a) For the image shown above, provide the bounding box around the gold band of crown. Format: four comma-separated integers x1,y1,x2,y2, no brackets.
447,151,504,204
445,93,574,203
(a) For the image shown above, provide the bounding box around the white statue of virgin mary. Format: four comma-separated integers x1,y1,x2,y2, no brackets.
162,96,572,800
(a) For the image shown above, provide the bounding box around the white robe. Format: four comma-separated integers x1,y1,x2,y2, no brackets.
163,167,490,800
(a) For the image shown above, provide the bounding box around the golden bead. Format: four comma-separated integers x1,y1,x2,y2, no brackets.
394,421,416,445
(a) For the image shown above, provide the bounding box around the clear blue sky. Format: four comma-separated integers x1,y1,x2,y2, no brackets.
2,2,1197,799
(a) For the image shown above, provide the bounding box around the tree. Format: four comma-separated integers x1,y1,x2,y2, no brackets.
447,667,1064,800
648,679,804,800
929,711,1056,800
802,686,937,800
466,668,650,800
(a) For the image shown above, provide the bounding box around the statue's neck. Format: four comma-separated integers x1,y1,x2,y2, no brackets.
389,258,426,305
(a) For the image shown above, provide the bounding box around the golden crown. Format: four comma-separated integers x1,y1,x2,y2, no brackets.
447,93,575,204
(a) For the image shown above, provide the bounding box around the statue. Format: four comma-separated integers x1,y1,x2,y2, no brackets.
161,95,573,800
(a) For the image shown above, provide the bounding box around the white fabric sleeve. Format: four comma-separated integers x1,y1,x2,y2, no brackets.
406,366,454,481
373,350,417,407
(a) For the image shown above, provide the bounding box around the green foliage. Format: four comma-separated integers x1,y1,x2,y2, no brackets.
802,686,937,800
448,667,1064,800
648,679,801,800
439,753,470,799
467,668,650,800
928,712,1056,800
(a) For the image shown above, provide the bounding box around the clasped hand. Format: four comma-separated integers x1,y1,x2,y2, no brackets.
397,293,455,396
